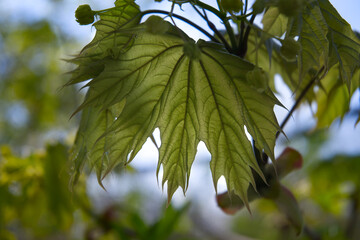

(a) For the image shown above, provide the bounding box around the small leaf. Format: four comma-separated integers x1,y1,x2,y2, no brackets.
315,66,350,128
220,0,244,13
274,186,303,235
272,147,303,179
216,147,302,214
246,28,298,93
246,67,269,92
276,0,304,17
216,190,257,214
252,0,266,14
67,0,141,87
280,37,301,62
145,16,170,35
262,7,288,37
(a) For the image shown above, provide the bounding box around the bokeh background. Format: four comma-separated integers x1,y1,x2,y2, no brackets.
0,0,359,239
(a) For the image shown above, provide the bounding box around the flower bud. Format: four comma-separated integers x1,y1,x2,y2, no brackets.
75,4,95,25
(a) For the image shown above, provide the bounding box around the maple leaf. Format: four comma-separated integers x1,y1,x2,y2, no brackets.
69,11,280,205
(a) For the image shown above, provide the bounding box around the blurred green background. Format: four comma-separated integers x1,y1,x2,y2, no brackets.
0,0,360,239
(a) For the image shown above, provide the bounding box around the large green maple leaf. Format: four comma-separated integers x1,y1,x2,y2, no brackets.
69,3,281,204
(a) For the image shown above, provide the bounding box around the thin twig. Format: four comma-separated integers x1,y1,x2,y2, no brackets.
191,5,232,51
276,66,325,139
244,0,248,15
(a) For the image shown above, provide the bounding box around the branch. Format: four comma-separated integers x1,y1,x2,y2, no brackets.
190,0,226,21
141,10,219,43
276,66,325,139
191,5,232,52
237,14,256,58
346,187,360,239
244,0,248,15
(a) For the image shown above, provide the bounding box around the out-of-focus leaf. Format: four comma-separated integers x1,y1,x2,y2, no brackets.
272,147,303,179
43,143,74,228
307,154,360,219
256,0,360,104
217,189,258,215
274,186,303,235
217,147,302,214
0,144,82,237
148,203,190,240
315,66,351,128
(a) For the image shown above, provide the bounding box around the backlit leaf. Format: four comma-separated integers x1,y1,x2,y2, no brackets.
262,7,288,37
315,68,359,128
289,0,329,79
69,15,280,204
318,0,360,88
288,0,360,88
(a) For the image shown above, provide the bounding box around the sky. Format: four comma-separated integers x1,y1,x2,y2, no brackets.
0,0,359,220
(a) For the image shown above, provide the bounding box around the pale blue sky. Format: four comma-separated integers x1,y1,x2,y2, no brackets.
0,0,358,41
0,0,359,211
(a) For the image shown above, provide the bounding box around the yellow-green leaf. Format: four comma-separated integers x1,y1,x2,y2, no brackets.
69,16,281,205
262,7,288,37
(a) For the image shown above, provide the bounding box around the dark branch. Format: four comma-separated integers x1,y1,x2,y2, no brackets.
238,14,256,58
190,5,232,52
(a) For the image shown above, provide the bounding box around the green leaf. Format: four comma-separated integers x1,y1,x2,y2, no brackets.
309,155,360,214
288,0,360,88
246,29,299,94
289,1,329,79
216,147,303,214
315,68,359,128
67,0,141,86
280,37,301,62
274,186,303,235
315,66,349,128
258,0,360,102
70,98,126,187
318,0,360,88
70,18,280,204
262,7,288,37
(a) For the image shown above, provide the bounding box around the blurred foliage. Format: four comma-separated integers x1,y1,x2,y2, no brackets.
0,0,359,240
0,143,199,240
0,19,80,147
0,143,81,239
230,130,360,240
